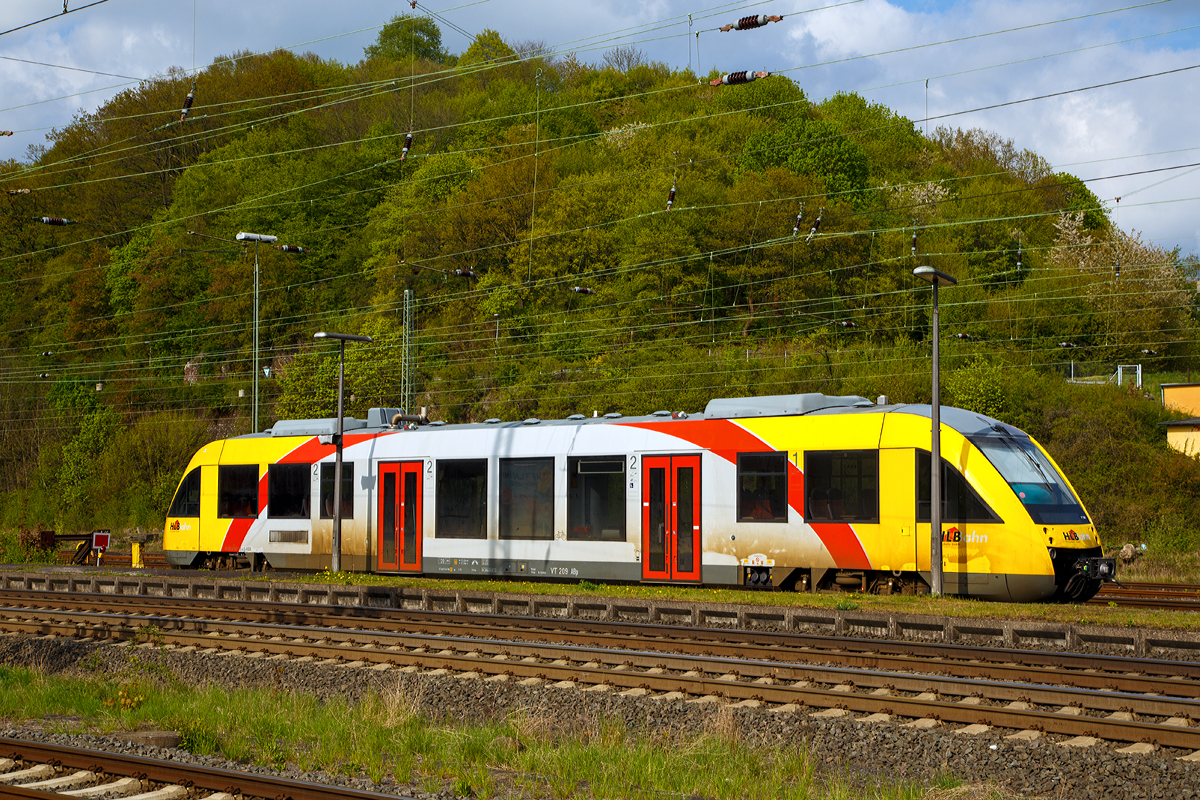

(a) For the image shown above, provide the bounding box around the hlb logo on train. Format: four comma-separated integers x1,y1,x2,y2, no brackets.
169,520,192,531
942,527,988,544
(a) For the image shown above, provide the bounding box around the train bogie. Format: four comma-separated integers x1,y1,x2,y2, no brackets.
163,393,1116,602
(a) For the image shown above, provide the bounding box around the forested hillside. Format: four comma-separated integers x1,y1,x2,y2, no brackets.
1,16,1197,543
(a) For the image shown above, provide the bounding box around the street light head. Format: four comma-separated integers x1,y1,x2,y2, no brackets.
235,232,278,244
913,266,957,287
314,331,374,343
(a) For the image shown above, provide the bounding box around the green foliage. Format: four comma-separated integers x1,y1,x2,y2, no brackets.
57,404,118,523
741,116,870,198
363,15,450,64
945,357,1006,419
459,29,515,68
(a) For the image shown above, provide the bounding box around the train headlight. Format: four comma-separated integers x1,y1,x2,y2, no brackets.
1047,548,1057,560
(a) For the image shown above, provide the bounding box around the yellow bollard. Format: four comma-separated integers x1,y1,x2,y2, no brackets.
132,540,143,569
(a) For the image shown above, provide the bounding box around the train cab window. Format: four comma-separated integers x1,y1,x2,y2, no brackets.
917,451,1002,524
217,465,260,518
319,463,354,519
804,450,879,523
168,468,201,517
436,459,487,539
499,457,555,540
737,452,788,522
567,457,625,541
268,463,310,519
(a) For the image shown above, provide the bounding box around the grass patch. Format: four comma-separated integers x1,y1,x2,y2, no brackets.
0,663,993,799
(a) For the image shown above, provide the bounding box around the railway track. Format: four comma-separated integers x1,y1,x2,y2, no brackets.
2,591,1200,755
1094,581,1200,610
0,737,404,799
43,559,1200,612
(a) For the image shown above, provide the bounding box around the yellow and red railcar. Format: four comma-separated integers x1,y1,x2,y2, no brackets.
163,394,1116,601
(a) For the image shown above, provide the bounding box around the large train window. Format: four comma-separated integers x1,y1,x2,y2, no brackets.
804,451,879,523
567,457,625,541
268,463,310,519
737,452,788,522
319,463,354,519
917,451,1002,524
436,459,487,539
168,468,201,517
499,457,555,540
217,465,259,518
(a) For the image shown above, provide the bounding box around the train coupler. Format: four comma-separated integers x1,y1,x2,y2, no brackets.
1073,556,1118,583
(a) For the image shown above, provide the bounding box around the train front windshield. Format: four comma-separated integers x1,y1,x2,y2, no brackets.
970,435,1090,525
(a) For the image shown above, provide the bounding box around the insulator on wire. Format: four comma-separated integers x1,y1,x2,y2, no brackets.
792,204,804,237
34,216,76,226
401,133,413,161
6,188,31,195
911,223,917,259
806,208,824,244
570,286,594,295
720,14,783,32
180,84,195,122
1115,253,1121,280
709,70,771,86
1016,243,1022,271
838,321,856,328
0,131,13,137
665,179,676,211
276,245,307,254
453,269,476,278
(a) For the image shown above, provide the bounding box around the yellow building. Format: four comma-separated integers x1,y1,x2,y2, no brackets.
1160,383,1200,455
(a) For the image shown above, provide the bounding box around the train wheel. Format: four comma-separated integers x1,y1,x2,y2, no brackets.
1054,573,1102,603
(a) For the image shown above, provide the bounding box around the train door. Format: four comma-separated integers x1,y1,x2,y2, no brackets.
878,449,918,576
378,461,423,572
641,455,702,583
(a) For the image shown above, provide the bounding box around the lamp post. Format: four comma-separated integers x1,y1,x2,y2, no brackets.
913,265,957,596
313,331,373,573
235,232,278,431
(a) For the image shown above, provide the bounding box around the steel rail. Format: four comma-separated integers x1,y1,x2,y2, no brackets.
5,604,1200,705
3,589,1198,680
4,614,1200,748
0,737,410,799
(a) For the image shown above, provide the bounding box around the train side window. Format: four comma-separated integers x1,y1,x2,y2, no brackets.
917,451,1002,524
319,463,354,519
737,452,788,522
268,463,310,519
168,468,201,517
217,465,260,519
499,457,555,540
567,457,625,541
804,450,879,523
436,459,487,539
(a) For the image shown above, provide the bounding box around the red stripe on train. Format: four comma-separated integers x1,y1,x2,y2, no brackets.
623,419,871,569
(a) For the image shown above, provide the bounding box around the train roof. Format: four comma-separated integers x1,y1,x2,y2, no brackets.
242,392,1026,441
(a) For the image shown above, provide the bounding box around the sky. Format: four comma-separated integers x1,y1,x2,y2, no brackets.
0,0,1197,256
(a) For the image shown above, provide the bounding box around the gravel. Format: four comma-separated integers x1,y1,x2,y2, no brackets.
1,634,1198,799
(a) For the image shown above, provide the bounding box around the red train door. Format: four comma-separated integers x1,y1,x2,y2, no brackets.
378,462,422,572
641,455,702,582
